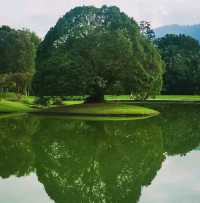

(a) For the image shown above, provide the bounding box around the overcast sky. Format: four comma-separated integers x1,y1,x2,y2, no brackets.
0,0,200,37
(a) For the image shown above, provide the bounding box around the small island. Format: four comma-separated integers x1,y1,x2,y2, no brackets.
39,103,159,120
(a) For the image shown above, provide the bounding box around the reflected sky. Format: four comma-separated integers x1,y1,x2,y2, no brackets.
139,151,200,203
1,150,200,203
0,173,53,203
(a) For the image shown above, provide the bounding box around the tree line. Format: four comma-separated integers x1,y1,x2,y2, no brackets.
155,34,200,94
0,6,200,101
0,26,40,97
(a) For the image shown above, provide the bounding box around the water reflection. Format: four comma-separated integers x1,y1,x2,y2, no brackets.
139,151,200,203
0,104,199,203
0,116,37,178
33,119,164,203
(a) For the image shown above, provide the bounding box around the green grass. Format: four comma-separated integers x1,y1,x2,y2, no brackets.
63,101,83,106
106,95,200,101
106,95,131,101
42,103,159,116
1,94,200,115
0,99,34,113
21,96,36,104
0,98,82,114
66,103,157,115
151,95,200,101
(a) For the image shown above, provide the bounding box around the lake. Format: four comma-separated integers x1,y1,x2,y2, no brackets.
0,103,200,203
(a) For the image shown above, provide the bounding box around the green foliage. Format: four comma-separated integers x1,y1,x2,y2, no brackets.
0,26,39,73
140,21,155,41
0,72,34,96
0,26,41,95
34,96,51,106
33,118,164,203
156,34,200,94
0,116,37,177
33,6,164,101
52,97,63,105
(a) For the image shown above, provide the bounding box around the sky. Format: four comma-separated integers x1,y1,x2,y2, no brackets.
0,0,200,37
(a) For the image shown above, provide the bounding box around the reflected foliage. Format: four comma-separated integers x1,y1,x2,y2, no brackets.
153,104,200,155
33,119,164,203
0,116,38,178
0,104,200,202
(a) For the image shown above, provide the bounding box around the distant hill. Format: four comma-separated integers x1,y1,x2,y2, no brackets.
154,24,200,42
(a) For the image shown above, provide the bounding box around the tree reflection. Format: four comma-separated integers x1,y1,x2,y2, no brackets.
33,118,164,203
0,104,199,203
152,104,200,155
0,116,38,178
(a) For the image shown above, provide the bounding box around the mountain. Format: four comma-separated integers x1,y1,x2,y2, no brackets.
154,24,200,42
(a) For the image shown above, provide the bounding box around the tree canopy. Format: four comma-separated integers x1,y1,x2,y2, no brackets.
140,21,155,41
0,26,40,95
33,6,164,101
0,26,40,74
156,34,200,94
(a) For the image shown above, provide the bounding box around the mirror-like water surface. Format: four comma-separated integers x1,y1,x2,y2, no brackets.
0,104,200,203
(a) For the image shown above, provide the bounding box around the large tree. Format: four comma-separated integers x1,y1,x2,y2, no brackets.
155,34,200,94
33,6,164,102
0,26,40,95
0,26,40,74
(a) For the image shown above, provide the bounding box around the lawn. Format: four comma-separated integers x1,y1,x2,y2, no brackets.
0,97,83,114
41,103,159,117
151,95,200,101
106,95,200,101
0,99,158,120
0,99,33,113
63,101,83,106
0,94,200,115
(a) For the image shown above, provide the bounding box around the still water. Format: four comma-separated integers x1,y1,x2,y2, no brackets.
0,104,200,203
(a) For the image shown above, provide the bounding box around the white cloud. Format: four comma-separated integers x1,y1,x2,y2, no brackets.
0,0,200,37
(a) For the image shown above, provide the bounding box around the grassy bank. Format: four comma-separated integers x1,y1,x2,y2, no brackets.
106,95,200,101
0,99,33,113
40,103,159,117
0,98,158,121
0,97,83,113
151,95,200,101
0,94,200,115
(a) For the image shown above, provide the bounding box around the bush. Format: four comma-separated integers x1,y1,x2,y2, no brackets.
52,97,63,105
34,97,51,106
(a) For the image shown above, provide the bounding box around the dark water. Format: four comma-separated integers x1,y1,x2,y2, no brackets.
0,104,200,203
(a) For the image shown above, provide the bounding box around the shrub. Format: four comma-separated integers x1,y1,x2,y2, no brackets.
52,97,63,105
34,97,51,106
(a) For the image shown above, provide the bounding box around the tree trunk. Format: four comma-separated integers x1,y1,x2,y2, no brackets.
86,90,105,103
